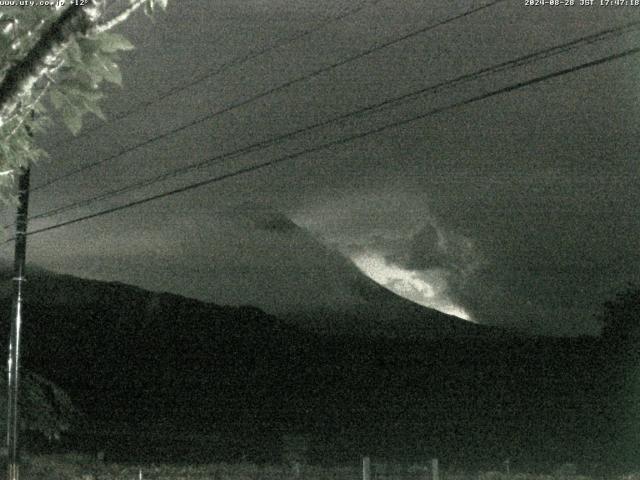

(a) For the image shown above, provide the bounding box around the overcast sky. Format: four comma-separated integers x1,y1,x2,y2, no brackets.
2,0,639,336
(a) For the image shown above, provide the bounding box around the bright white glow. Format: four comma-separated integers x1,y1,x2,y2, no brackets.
352,252,474,322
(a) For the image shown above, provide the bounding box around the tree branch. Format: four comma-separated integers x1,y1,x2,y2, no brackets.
0,2,100,128
93,0,146,34
8,80,53,138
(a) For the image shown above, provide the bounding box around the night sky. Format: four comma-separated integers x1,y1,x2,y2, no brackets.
2,0,640,336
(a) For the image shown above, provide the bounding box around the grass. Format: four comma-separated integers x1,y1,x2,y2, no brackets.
11,455,640,480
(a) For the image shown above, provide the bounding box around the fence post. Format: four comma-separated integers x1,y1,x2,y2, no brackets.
363,457,371,480
431,459,439,480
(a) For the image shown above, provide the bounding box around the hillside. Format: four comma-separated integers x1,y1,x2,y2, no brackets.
0,268,621,467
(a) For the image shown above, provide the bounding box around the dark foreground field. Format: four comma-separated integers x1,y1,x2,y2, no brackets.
14,455,640,480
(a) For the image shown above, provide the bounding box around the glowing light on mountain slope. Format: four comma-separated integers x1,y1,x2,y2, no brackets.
352,252,474,322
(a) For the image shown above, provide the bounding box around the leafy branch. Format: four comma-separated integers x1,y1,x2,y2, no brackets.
0,0,169,205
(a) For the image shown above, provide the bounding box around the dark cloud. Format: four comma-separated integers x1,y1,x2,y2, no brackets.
5,1,637,336
389,218,483,278
237,204,300,233
390,222,445,270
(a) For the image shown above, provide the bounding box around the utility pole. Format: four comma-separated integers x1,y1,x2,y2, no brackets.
5,167,30,480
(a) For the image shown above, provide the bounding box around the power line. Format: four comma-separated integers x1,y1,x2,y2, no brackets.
45,0,384,149
10,45,639,243
368,18,640,114
20,20,640,226
34,0,504,194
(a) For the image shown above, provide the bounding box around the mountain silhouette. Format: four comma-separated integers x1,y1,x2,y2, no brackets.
0,210,510,340
220,209,507,338
0,262,609,467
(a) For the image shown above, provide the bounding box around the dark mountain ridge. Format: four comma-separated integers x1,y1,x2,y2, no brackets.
0,268,627,469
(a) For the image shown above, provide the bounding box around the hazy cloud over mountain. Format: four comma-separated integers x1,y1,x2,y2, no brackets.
2,1,637,336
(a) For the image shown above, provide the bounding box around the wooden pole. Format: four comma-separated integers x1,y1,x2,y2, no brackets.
431,458,439,480
363,457,371,480
5,167,30,480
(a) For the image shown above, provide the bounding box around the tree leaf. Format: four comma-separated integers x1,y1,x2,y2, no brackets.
56,84,106,122
65,38,83,63
77,37,103,59
85,52,122,86
49,89,66,111
52,92,85,135
58,80,104,103
94,32,134,53
79,97,106,121
61,106,83,135
98,57,122,86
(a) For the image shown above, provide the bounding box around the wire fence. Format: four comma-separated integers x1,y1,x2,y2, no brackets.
17,454,623,480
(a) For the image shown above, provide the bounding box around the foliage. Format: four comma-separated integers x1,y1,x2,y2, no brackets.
0,368,79,443
0,0,169,205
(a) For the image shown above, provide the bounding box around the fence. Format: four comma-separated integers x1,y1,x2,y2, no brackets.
361,457,439,480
